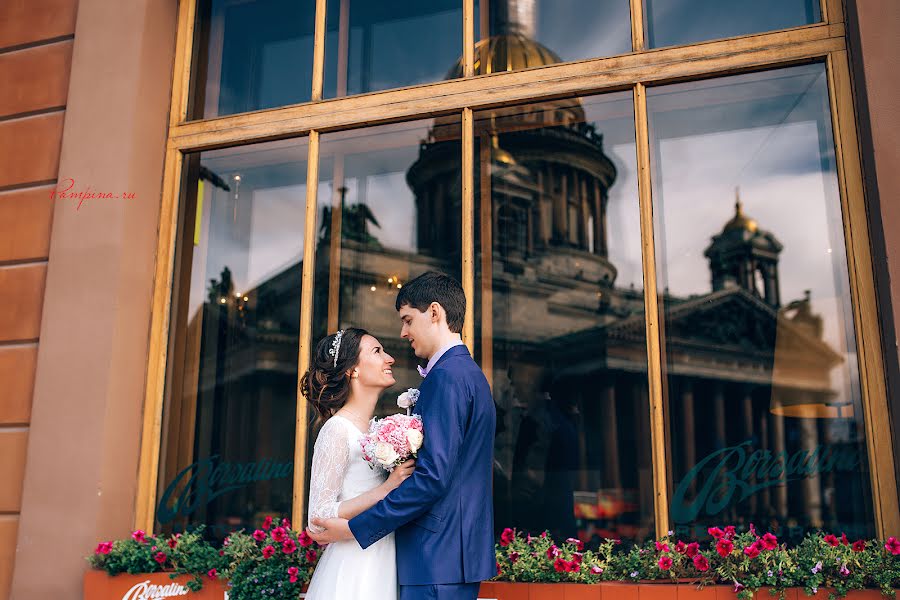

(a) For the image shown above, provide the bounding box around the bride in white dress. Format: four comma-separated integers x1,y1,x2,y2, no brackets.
301,328,415,600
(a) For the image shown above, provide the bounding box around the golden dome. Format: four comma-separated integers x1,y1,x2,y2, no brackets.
723,190,758,233
490,133,517,166
447,32,562,79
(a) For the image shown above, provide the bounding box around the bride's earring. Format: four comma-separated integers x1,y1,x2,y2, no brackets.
351,369,359,379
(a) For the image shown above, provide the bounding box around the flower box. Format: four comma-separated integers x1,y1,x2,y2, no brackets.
476,582,894,600
83,570,230,599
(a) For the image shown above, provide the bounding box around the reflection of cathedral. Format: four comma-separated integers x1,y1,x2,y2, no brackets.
173,0,866,544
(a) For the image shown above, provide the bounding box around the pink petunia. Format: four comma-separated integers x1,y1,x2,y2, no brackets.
852,540,866,552
253,529,267,542
716,538,733,557
509,551,520,564
95,541,113,555
743,542,761,559
500,528,515,547
262,516,273,530
298,530,314,548
760,533,778,550
306,549,318,563
674,541,686,554
693,553,710,572
824,534,840,547
262,545,275,559
886,537,900,555
566,537,585,552
655,541,670,553
207,569,217,579
658,556,673,570
154,551,167,564
685,542,700,558
288,566,299,583
282,539,297,554
131,530,146,544
271,527,288,543
282,518,291,529
708,527,724,539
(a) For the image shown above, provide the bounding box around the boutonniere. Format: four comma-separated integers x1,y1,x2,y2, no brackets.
397,388,420,415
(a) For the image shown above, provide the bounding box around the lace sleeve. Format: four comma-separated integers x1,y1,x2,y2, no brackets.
307,418,351,533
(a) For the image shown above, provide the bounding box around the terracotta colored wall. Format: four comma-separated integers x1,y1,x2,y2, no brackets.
0,1,77,598
6,0,178,598
846,0,900,515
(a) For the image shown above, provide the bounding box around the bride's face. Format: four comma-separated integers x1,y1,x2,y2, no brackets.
353,335,396,390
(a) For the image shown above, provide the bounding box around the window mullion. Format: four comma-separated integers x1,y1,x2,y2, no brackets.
462,108,476,355
630,0,646,52
633,82,669,538
293,130,322,529
311,0,327,101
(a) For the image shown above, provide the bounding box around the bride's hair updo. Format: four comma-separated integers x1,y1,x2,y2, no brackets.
300,327,369,423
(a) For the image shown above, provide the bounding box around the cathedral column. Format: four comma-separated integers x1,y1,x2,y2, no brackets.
580,175,590,251
637,384,654,533
553,167,567,242
798,396,823,528
593,181,605,256
770,409,789,518
601,382,622,490
681,379,696,498
712,382,727,449
741,387,757,514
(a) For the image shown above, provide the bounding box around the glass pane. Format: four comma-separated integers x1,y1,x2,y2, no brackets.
470,0,632,76
323,1,464,98
474,95,655,545
307,117,463,504
189,0,317,119
645,0,822,49
156,138,309,538
648,64,875,543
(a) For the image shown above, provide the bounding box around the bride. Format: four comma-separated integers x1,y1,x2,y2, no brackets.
300,327,414,600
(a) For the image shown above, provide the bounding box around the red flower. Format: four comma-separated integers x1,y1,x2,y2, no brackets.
743,542,761,559
95,541,113,555
708,527,724,539
566,537,585,551
567,560,581,573
886,537,900,555
655,541,670,553
154,551,167,564
658,556,673,570
546,545,560,559
306,549,318,563
298,530,314,548
716,538,734,557
252,529,267,542
271,527,288,543
824,534,840,547
167,539,177,550
218,550,225,557
288,566,299,584
852,540,866,552
509,551,520,564
500,528,515,547
760,533,778,550
572,552,583,564
497,562,502,576
685,542,700,558
262,516,273,530
554,557,567,573
282,518,291,529
282,539,297,554
674,541,686,554
207,569,217,579
841,532,849,546
693,553,710,572
724,526,736,539
262,545,275,559
131,530,146,544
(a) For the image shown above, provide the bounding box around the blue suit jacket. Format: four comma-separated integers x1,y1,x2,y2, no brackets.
349,345,496,585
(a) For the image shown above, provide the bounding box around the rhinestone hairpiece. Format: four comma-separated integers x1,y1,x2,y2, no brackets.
328,329,345,368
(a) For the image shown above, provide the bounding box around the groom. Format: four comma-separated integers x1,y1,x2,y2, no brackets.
308,271,496,600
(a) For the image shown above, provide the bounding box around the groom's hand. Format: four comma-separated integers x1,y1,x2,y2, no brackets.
307,518,354,544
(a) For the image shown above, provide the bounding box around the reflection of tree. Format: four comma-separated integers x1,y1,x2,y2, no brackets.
319,203,383,247
207,266,235,304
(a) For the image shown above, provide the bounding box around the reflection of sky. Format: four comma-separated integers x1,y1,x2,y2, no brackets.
531,0,632,61
645,0,821,49
648,65,856,404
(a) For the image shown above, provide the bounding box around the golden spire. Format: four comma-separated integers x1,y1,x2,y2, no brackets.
724,186,758,233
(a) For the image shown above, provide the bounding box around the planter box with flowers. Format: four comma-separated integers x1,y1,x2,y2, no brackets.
86,520,900,600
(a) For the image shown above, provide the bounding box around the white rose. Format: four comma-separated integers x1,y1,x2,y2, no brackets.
397,388,419,410
374,442,400,466
406,429,424,453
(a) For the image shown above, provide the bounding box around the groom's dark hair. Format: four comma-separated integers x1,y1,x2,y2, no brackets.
396,271,465,333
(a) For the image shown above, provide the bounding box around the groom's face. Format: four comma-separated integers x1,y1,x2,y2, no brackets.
398,303,439,360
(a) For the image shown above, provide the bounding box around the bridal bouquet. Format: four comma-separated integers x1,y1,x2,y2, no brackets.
360,413,424,472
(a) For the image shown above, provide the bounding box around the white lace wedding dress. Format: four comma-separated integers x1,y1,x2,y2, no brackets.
305,415,398,600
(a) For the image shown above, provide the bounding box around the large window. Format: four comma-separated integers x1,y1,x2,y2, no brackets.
141,0,899,543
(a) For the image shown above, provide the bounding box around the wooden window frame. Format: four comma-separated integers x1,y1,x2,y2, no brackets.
135,0,899,539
